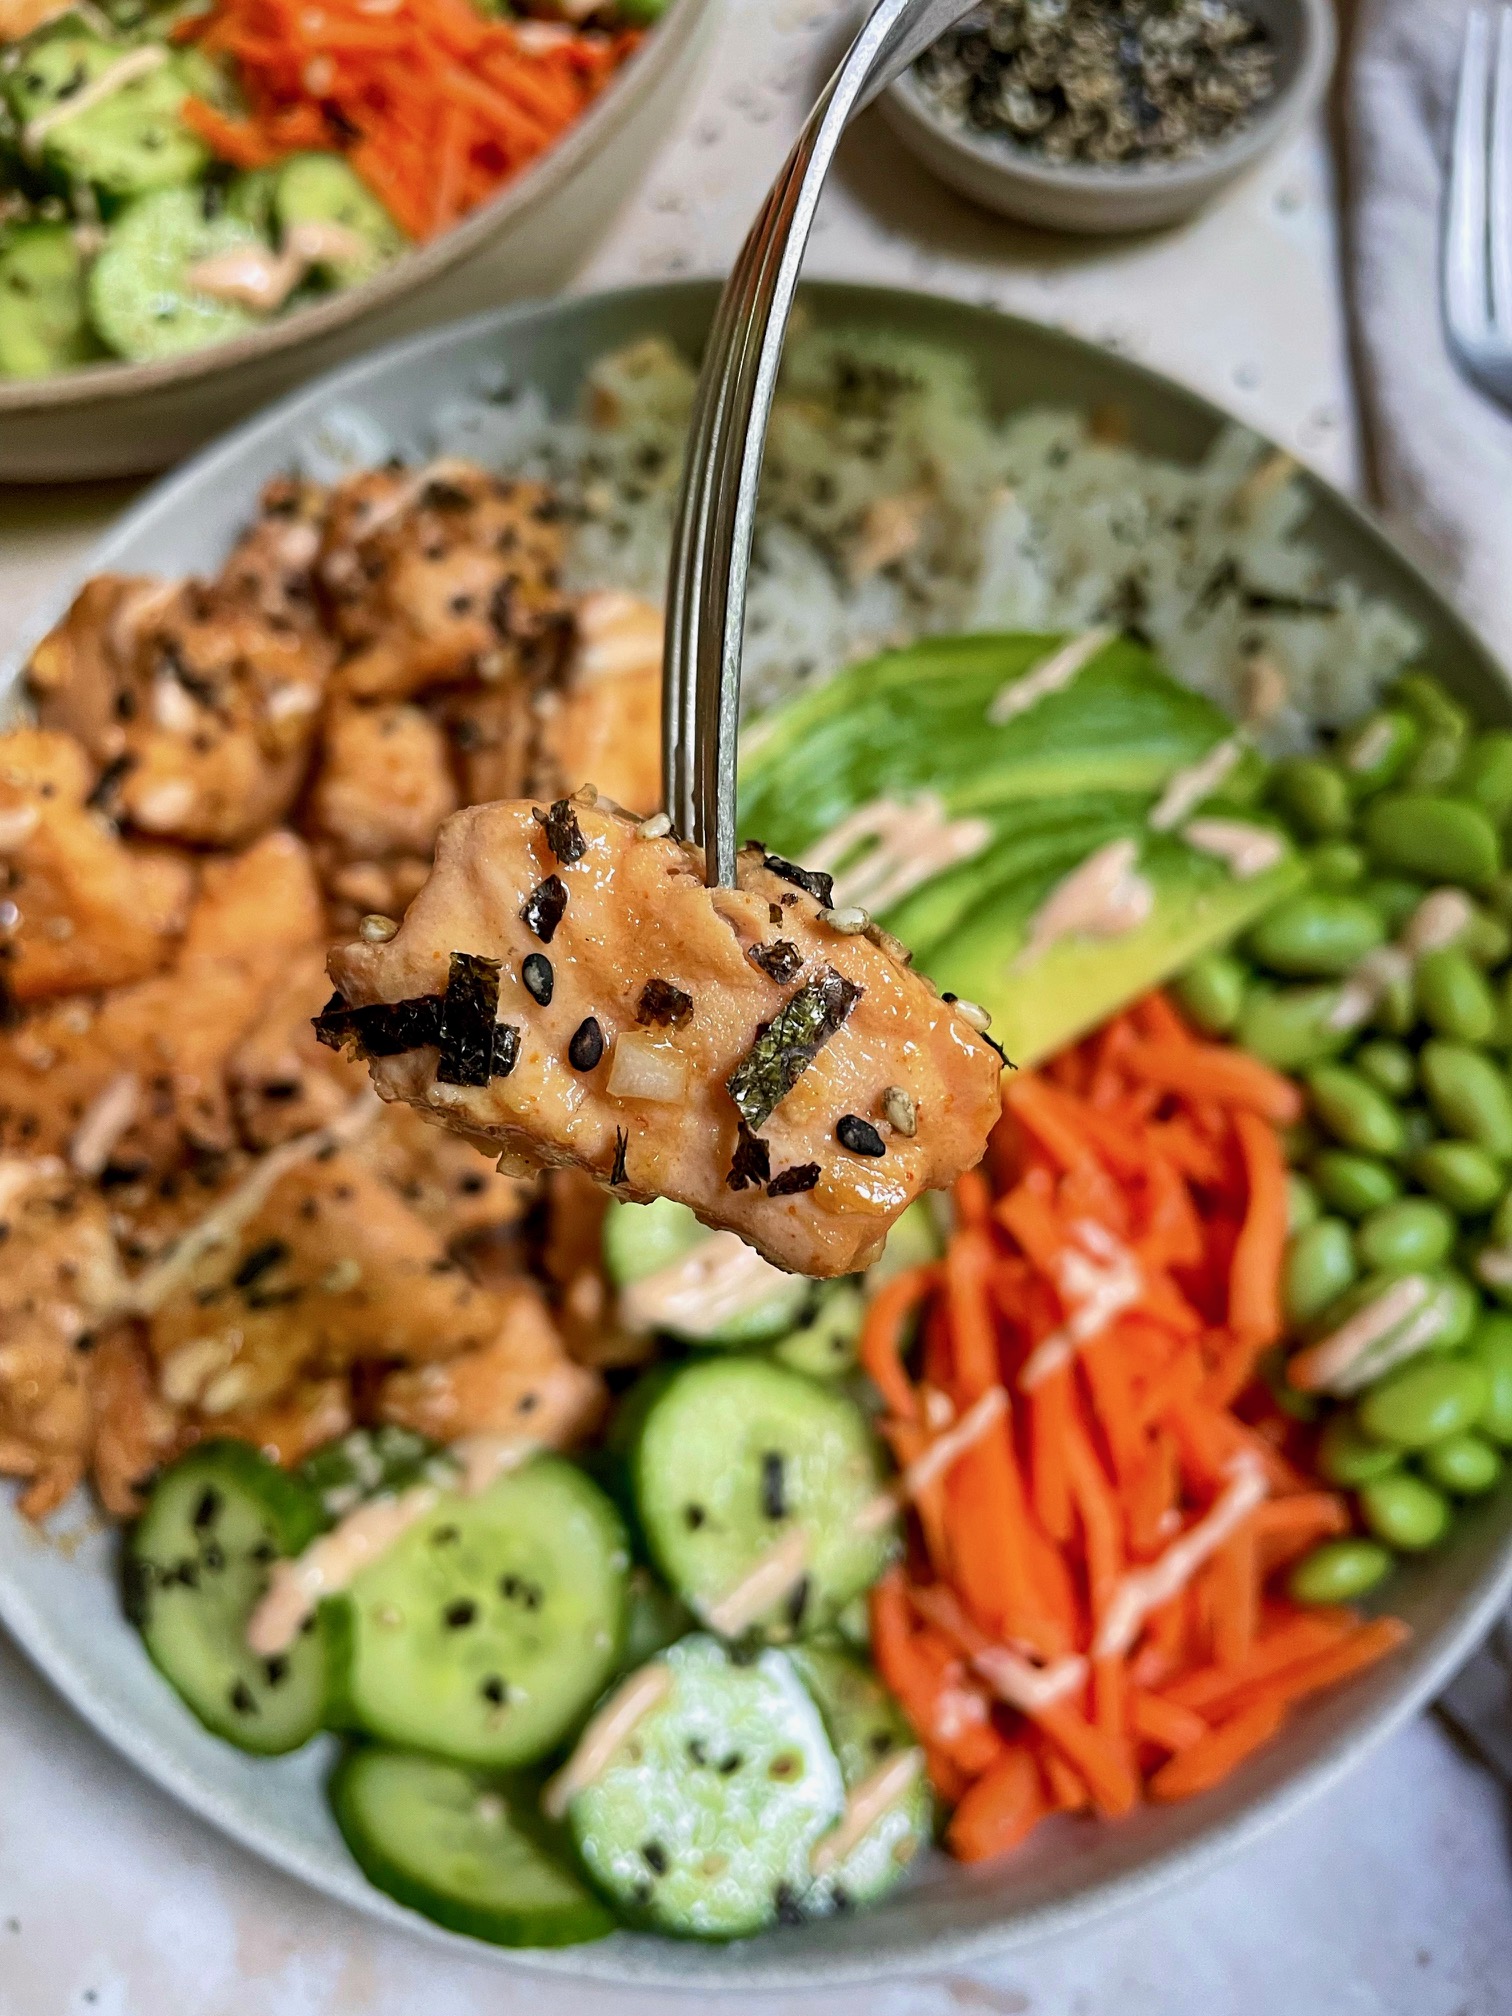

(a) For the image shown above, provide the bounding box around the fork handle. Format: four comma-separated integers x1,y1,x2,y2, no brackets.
662,0,979,884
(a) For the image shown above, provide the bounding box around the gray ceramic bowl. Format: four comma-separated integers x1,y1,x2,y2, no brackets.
879,0,1336,234
0,0,713,484
2,279,1510,1991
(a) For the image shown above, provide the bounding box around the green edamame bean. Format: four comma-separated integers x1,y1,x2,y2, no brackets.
1415,953,1497,1044
1362,877,1427,934
1355,1040,1416,1099
1406,731,1467,791
1283,1217,1358,1328
1392,671,1470,739
1172,951,1248,1036
1338,710,1419,797
1454,728,1512,821
1461,907,1512,969
1359,1470,1451,1550
1419,1041,1512,1158
1248,894,1384,979
1429,1268,1481,1350
1421,1432,1504,1496
1306,1064,1407,1159
1317,1412,1401,1487
1308,842,1367,889
1397,1106,1437,1158
1288,1538,1394,1604
1484,873,1512,924
1468,1313,1512,1444
1373,969,1418,1037
1271,756,1353,839
1360,793,1501,889
1312,1150,1401,1219
1357,1357,1489,1449
1413,1139,1505,1214
1286,1172,1321,1235
1237,987,1349,1072
1355,1197,1456,1273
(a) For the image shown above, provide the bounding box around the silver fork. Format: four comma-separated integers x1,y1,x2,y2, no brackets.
1445,5,1512,405
661,0,977,887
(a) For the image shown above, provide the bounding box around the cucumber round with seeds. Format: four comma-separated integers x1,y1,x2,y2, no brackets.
273,152,404,285
127,1440,329,1754
333,1457,629,1768
0,224,95,376
4,29,122,129
42,55,208,207
568,1634,843,1939
604,1195,811,1345
773,1280,864,1379
787,1644,932,1910
87,187,267,361
330,1748,613,1948
631,1357,895,1639
297,1424,454,1523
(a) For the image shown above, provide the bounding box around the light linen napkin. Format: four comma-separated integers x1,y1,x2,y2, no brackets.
1348,0,1512,668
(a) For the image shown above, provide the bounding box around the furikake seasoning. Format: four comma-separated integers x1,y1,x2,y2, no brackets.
521,875,568,944
913,0,1276,168
727,968,861,1132
637,978,695,1028
313,952,519,1088
534,797,587,865
727,1123,772,1192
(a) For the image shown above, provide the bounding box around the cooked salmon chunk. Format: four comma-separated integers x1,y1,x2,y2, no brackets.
324,795,1002,1275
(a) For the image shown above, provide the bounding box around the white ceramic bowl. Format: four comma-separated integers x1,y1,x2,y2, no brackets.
0,0,714,483
2,279,1510,1990
879,0,1336,235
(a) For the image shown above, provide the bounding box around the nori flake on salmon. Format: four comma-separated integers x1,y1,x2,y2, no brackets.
766,1162,820,1197
637,977,694,1028
438,952,504,1087
726,967,861,1131
533,798,587,865
726,1122,771,1192
610,1126,629,1187
313,989,443,1058
521,874,568,943
747,938,804,985
762,854,834,907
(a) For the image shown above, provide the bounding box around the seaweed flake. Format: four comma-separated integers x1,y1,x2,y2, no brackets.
637,977,694,1028
521,875,567,943
767,1163,820,1197
727,968,861,1130
313,990,444,1058
726,1122,771,1192
438,952,503,1087
84,751,135,816
747,939,804,985
610,1126,629,1187
233,1239,289,1289
534,797,587,865
762,854,834,907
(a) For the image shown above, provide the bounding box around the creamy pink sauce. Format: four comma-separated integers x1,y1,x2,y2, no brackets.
23,45,166,153
807,794,993,917
702,1526,812,1638
618,1232,793,1339
1020,1219,1141,1388
1148,735,1245,832
1093,1455,1268,1659
1017,837,1154,968
541,1662,673,1820
1286,1273,1446,1395
809,1748,925,1877
986,628,1115,727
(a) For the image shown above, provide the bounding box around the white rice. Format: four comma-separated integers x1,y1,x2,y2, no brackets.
312,323,1422,745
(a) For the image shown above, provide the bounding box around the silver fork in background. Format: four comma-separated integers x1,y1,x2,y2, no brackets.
1445,5,1512,406
661,0,978,887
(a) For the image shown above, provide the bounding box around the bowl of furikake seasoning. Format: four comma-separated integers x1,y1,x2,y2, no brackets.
879,0,1335,235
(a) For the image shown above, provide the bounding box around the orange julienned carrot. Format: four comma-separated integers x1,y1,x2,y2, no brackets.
1148,1698,1287,1801
946,1746,1046,1862
1229,1109,1288,1349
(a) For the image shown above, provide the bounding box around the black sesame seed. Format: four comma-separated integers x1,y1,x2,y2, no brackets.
767,1162,821,1197
568,1017,604,1071
774,1881,805,1925
641,1840,668,1875
760,1451,787,1521
444,1599,477,1629
836,1114,886,1157
784,1574,810,1631
869,1729,894,1757
229,1680,258,1716
432,1524,460,1545
683,1503,706,1529
192,1487,221,1530
718,1752,744,1774
686,1737,708,1766
521,952,554,1005
264,1656,289,1687
480,1675,508,1705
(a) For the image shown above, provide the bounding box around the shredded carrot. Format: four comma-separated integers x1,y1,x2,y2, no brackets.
178,0,640,241
863,993,1408,1865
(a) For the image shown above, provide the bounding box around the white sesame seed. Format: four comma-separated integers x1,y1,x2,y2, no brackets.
359,913,399,943
954,997,993,1033
883,1085,917,1137
637,811,673,839
818,905,871,934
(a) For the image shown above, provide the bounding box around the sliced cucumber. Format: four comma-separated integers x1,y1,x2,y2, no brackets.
632,1357,894,1638
4,30,122,129
333,1457,629,1768
273,152,404,285
225,166,278,234
603,1196,811,1346
126,1440,329,1754
787,1644,932,1910
867,1197,943,1288
618,1565,696,1674
331,1747,613,1947
297,1425,454,1524
87,187,266,361
774,1281,864,1379
0,224,94,376
42,55,208,206
568,1634,843,1938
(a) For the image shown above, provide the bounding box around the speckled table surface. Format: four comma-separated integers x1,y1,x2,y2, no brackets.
2,2,1511,2011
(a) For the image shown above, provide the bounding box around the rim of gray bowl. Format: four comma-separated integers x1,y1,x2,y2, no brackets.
0,0,710,419
882,0,1336,206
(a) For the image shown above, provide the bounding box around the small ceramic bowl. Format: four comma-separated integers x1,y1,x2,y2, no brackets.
879,0,1336,235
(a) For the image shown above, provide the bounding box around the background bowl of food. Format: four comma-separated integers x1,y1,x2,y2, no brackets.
878,0,1336,235
3,278,1512,1988
0,0,711,480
